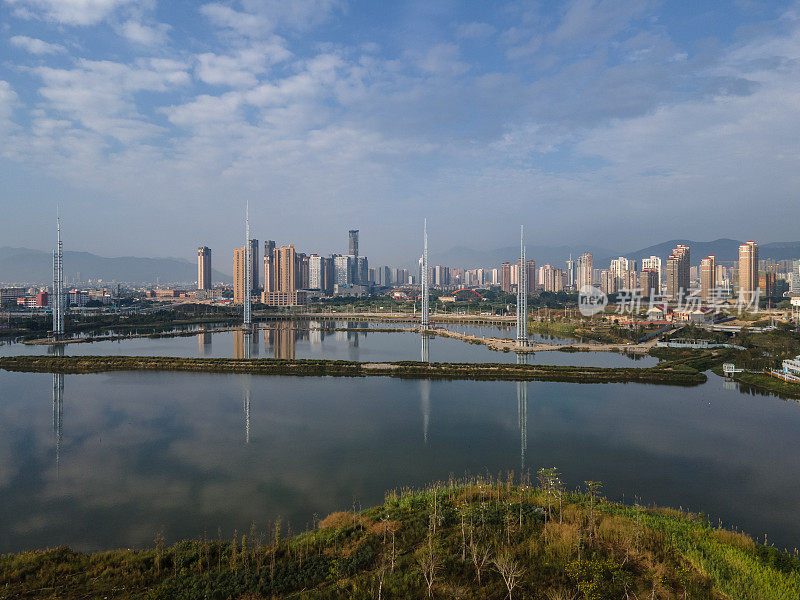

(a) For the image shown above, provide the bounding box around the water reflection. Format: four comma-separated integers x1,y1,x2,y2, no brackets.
243,379,251,444
421,334,430,363
2,371,800,553
0,321,660,368
421,380,431,445
198,332,212,356
516,353,528,473
51,345,65,474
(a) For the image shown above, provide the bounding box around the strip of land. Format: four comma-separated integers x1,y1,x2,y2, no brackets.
0,354,706,385
419,326,657,354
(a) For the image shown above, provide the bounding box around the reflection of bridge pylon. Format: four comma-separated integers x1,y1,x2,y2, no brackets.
421,334,430,363
420,380,431,445
243,385,251,444
52,372,64,473
516,352,528,472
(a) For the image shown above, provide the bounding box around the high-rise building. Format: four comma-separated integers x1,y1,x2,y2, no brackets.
263,240,276,292
349,229,359,257
565,255,575,288
600,270,615,295
197,246,212,290
296,252,309,289
759,272,776,299
665,244,690,300
309,254,323,290
322,256,335,295
249,239,259,291
640,269,659,298
641,256,662,289
357,256,369,286
233,246,246,304
334,255,351,287
610,257,636,290
526,259,536,292
700,255,716,302
275,245,297,293
539,264,563,292
577,252,593,290
500,262,511,292
738,241,759,304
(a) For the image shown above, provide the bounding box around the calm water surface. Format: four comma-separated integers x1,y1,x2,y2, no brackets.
0,321,656,368
1,368,798,553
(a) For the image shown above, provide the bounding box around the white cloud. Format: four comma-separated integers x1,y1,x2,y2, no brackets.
417,44,470,76
195,41,291,88
10,35,65,55
120,20,170,46
200,0,344,37
31,58,190,142
200,3,273,37
5,0,137,26
0,80,18,120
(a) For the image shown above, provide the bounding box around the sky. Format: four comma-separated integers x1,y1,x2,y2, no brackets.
0,0,799,267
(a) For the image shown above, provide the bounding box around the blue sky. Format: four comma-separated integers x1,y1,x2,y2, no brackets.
0,0,798,266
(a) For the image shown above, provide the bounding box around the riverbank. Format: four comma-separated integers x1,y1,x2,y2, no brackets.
418,326,656,354
0,354,707,385
722,370,800,400
2,479,798,600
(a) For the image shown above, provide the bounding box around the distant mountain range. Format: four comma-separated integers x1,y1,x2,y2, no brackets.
434,239,800,269
603,239,800,267
433,244,616,269
3,238,798,286
0,247,231,286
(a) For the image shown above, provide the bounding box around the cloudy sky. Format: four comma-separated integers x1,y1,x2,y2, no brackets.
1,0,798,266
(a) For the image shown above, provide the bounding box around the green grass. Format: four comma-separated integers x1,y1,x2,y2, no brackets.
3,477,798,599
0,354,708,385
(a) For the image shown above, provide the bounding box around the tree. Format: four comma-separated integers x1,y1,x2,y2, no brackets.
468,532,492,585
417,546,440,598
494,552,525,600
584,480,603,541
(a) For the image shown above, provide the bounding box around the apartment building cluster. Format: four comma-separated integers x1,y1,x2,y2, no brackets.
0,286,114,309
220,229,372,307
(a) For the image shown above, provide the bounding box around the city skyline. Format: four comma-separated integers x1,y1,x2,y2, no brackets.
1,1,799,262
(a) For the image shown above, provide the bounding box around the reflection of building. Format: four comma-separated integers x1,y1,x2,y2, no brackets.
233,329,255,359
198,331,212,355
265,322,297,359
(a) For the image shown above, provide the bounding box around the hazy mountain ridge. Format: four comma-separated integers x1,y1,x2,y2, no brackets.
436,239,800,270
0,247,232,285
433,244,616,269
608,239,800,266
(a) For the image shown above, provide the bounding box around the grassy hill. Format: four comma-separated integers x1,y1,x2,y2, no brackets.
2,475,799,599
